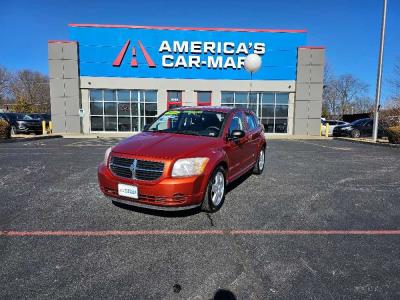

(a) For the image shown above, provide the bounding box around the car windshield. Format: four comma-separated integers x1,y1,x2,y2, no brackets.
350,119,369,126
30,114,42,120
16,114,33,121
146,110,226,137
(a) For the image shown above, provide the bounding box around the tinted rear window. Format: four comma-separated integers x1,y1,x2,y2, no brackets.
351,119,370,126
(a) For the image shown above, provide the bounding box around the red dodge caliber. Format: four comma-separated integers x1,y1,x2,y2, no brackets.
98,106,266,212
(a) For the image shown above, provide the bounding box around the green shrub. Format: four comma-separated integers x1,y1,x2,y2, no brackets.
386,126,400,144
0,119,11,139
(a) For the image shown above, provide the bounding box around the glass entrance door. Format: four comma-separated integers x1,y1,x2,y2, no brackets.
167,90,182,109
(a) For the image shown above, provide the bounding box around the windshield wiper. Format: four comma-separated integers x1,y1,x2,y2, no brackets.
175,130,201,136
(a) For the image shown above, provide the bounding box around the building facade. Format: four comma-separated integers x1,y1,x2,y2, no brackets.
48,24,324,135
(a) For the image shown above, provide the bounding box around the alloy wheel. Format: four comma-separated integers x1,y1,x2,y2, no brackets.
211,171,225,206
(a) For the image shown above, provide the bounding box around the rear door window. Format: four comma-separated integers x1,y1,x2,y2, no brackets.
365,120,373,127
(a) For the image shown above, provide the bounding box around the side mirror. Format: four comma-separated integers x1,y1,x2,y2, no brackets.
229,129,245,140
143,124,150,131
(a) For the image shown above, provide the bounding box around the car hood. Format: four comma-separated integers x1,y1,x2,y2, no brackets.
17,120,41,123
112,132,219,159
17,120,42,126
334,124,352,129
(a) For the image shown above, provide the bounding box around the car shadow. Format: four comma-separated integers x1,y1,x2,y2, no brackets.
226,169,253,194
112,200,201,218
112,169,254,217
213,289,237,300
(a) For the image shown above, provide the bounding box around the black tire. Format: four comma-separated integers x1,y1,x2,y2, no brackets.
201,166,226,213
11,126,16,135
351,129,360,138
253,146,266,175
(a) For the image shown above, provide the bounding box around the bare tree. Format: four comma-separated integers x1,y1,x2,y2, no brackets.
0,66,11,104
381,60,400,127
333,74,369,118
323,66,369,119
352,96,374,114
322,63,338,118
9,70,50,113
389,59,400,99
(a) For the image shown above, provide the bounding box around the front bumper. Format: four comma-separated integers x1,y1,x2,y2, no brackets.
98,164,207,210
332,130,351,137
16,127,42,134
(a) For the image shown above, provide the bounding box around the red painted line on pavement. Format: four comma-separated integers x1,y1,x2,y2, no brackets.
230,230,400,235
1,229,400,237
0,230,224,237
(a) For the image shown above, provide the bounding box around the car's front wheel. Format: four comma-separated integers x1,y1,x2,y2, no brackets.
201,166,226,213
253,147,265,175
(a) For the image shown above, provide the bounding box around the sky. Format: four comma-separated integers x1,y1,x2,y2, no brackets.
0,0,399,102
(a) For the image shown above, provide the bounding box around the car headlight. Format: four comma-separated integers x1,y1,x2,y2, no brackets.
172,157,209,177
104,147,112,165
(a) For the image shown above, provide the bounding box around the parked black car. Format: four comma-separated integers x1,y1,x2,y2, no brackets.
0,113,43,135
333,118,386,138
30,113,51,123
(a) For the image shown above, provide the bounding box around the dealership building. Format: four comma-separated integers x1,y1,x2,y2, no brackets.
48,24,325,135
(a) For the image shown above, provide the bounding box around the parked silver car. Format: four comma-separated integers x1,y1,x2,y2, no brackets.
321,120,349,136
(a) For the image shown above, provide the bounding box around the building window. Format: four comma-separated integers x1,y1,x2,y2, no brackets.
167,90,182,109
197,91,212,106
89,89,158,132
221,91,289,133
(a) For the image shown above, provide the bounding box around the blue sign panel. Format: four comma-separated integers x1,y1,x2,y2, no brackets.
69,26,306,80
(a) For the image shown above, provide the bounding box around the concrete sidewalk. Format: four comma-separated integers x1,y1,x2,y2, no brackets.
0,134,63,143
334,137,400,148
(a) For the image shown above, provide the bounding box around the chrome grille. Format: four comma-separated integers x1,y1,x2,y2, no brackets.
110,156,164,181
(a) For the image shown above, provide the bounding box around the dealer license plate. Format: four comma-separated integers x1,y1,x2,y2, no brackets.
118,184,138,199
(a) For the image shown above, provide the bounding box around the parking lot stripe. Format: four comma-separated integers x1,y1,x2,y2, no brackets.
1,229,400,237
0,230,225,236
230,230,400,235
288,140,352,151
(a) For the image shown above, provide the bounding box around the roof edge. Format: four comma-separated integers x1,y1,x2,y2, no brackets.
48,40,77,44
298,46,325,49
68,23,307,33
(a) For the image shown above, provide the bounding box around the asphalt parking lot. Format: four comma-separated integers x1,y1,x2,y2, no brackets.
0,138,399,299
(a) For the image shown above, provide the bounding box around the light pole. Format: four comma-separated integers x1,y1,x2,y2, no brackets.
372,0,388,142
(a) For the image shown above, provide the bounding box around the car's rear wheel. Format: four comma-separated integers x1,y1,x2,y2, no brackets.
201,166,226,213
253,147,265,175
351,129,360,138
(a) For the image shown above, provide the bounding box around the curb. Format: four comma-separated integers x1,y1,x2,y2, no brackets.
0,135,63,144
334,137,400,148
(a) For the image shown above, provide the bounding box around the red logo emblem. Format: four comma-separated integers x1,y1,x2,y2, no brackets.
112,40,156,68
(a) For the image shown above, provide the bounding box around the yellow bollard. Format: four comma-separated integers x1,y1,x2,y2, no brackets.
42,120,46,135
49,121,53,133
320,123,323,136
325,123,330,137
